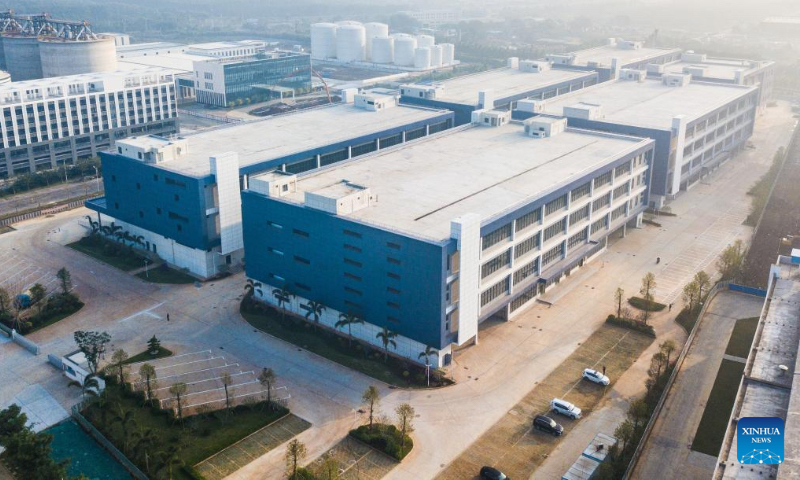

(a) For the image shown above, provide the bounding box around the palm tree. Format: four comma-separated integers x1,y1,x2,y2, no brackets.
258,367,276,407
244,279,262,298
304,300,326,331
84,215,99,235
138,363,157,402
418,346,437,386
272,285,294,320
101,222,121,239
169,383,188,423
113,405,137,453
131,428,158,474
67,373,101,402
157,445,182,480
335,311,363,346
376,327,398,362
134,235,145,249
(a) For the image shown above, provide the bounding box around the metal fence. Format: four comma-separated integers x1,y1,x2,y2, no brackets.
177,108,242,124
71,404,148,480
11,329,40,355
0,196,99,227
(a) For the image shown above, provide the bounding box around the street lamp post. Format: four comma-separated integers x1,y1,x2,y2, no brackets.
426,362,430,387
93,166,100,192
144,259,150,278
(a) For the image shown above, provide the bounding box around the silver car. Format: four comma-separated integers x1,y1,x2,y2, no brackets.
550,398,582,419
582,368,610,386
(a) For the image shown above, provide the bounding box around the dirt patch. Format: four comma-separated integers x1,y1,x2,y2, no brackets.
436,324,653,480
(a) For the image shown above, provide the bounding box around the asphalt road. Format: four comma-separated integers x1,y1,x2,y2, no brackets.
0,178,102,215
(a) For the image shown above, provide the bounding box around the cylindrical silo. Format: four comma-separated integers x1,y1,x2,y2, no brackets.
336,24,366,62
440,43,455,65
39,36,117,78
310,23,338,60
414,47,431,69
3,35,43,81
364,22,389,61
429,45,443,67
371,36,394,64
416,34,435,49
392,34,417,67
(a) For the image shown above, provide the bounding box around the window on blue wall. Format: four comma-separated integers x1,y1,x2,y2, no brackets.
112,175,116,182
114,202,119,209
387,287,400,294
345,286,362,296
345,258,362,267
344,229,362,239
387,242,401,249
174,194,179,202
387,301,400,309
139,211,144,218
293,229,309,238
345,300,361,309
294,255,310,265
387,272,401,280
267,221,283,229
156,208,161,214
295,283,310,292
153,174,158,181
344,272,362,281
177,224,182,232
344,244,362,253
136,182,141,190
387,257,401,265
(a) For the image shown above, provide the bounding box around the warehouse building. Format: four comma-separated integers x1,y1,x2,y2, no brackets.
399,59,598,125
518,74,759,207
546,38,681,82
649,51,775,111
86,93,453,278
241,115,654,366
0,68,178,178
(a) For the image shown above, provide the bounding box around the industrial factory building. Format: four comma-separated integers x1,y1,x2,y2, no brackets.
546,38,681,82
400,58,598,125
0,68,178,178
0,11,117,81
519,74,759,207
311,21,456,71
86,93,453,278
241,117,654,366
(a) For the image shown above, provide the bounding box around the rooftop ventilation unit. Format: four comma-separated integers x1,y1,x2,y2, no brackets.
516,99,546,114
471,109,510,127
249,171,297,198
682,65,708,78
523,117,567,138
354,93,396,111
519,60,551,73
563,103,604,121
399,84,441,100
305,180,376,215
617,40,643,50
620,69,647,82
646,63,665,74
545,53,576,66
662,73,691,87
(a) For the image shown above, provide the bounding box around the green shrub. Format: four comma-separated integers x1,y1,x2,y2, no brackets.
349,424,414,461
628,296,666,312
605,315,656,337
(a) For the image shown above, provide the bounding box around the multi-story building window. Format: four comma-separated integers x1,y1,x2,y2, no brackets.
515,208,541,232
594,170,613,189
571,182,591,202
569,204,590,226
545,194,568,216
592,192,611,211
568,229,587,249
614,162,631,177
481,249,511,279
543,219,566,242
480,277,509,307
514,233,540,259
591,216,608,234
482,223,512,250
541,243,564,268
513,258,538,285
613,182,630,200
611,204,627,221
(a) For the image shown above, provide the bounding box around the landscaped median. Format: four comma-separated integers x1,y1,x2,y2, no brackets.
240,296,453,389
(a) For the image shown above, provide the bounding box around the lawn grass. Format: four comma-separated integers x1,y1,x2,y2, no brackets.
136,266,196,284
26,305,84,334
676,306,702,334
690,359,745,456
241,299,451,388
123,346,173,365
68,238,145,271
83,384,288,480
628,296,667,312
725,317,759,359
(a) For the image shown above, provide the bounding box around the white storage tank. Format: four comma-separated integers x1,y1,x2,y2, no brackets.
371,36,394,64
416,34,435,49
39,36,117,78
392,34,417,67
364,22,389,61
414,47,431,69
3,35,43,81
429,45,443,67
310,23,338,60
336,24,366,62
440,43,455,65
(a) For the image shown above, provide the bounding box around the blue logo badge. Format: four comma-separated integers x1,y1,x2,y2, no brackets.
737,417,784,465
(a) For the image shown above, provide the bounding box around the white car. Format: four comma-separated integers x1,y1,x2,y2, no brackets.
582,368,610,386
550,398,582,419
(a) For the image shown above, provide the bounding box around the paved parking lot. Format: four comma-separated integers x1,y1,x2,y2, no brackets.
308,436,399,480
0,247,60,296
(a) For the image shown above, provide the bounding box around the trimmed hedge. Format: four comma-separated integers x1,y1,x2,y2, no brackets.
1,292,84,334
605,315,656,337
349,424,413,461
628,296,666,312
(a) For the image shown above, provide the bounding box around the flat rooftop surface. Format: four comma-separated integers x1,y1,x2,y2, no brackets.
567,44,680,68
274,124,650,240
663,58,770,81
424,67,592,104
118,52,209,73
541,79,757,130
157,102,447,176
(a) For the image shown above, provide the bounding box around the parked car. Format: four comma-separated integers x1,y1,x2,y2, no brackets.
533,414,564,436
480,466,508,480
550,398,582,419
582,368,610,386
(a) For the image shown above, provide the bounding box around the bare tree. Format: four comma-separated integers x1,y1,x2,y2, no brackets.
614,287,625,318
285,439,307,479
362,385,380,431
639,272,657,324
169,383,187,423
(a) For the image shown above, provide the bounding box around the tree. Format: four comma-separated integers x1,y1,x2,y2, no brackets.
682,279,700,312
56,267,72,295
395,403,415,454
304,300,326,331
376,327,398,362
614,419,635,453
418,346,437,386
1,426,69,480
139,363,157,402
29,283,47,315
222,372,233,412
285,439,307,479
111,349,129,386
74,330,111,374
639,273,657,324
68,373,101,401
272,285,294,321
0,404,27,444
335,311,364,346
694,271,712,300
244,279,262,298
614,287,625,318
628,398,650,431
84,215,100,235
113,405,137,453
157,444,182,480
319,452,340,480
718,240,745,282
0,287,11,316
131,427,158,474
648,351,668,382
258,367,276,406
660,339,677,365
147,335,161,355
362,385,380,430
169,383,188,423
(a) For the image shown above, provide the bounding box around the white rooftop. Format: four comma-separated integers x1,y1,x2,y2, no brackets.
420,67,592,104
565,43,680,68
541,78,757,130
662,58,774,81
270,123,651,240
118,52,210,73
155,101,448,176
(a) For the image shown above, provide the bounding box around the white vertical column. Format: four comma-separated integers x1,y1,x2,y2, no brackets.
670,115,687,196
210,152,243,255
451,213,481,346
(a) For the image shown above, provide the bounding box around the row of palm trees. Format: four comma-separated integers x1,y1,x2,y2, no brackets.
85,215,146,249
245,280,440,368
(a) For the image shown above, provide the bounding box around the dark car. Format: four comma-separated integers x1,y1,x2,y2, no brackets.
533,414,564,436
480,465,509,480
